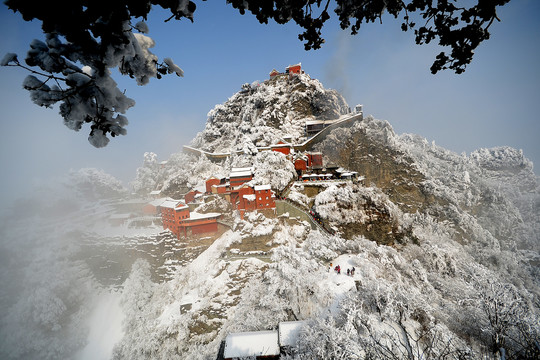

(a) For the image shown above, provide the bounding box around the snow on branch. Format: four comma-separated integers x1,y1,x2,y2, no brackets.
2,2,189,147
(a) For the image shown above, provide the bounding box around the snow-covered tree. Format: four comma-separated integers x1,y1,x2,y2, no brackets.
112,260,159,359
1,1,188,147
131,152,160,195
251,150,297,192
472,278,540,359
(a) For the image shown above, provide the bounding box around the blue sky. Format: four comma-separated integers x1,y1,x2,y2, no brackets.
0,1,539,207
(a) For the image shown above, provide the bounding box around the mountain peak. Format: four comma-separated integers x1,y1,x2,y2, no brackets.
191,71,349,154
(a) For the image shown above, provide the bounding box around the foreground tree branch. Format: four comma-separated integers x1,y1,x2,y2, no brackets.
2,0,511,147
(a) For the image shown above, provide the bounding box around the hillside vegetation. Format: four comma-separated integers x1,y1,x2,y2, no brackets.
1,73,538,360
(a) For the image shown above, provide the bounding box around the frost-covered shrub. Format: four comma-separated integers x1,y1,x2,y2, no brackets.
251,151,296,192
131,152,160,195
226,240,333,334
314,183,401,230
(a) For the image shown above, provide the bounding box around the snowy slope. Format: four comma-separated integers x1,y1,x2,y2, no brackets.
118,81,540,359
1,77,539,360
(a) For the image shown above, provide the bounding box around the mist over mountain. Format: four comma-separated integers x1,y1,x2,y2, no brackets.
1,72,538,360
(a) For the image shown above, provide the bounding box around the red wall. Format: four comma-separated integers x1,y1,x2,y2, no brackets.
294,159,307,171
255,189,275,209
206,178,220,193
308,153,323,167
237,186,256,211
230,175,252,188
288,65,301,74
161,206,189,235
191,222,218,234
272,147,290,155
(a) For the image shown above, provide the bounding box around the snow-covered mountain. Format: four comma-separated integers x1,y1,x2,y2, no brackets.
191,73,349,153
1,74,538,360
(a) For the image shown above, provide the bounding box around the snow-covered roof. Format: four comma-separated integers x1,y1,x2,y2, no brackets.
232,183,251,191
159,161,168,165
254,184,271,191
149,190,161,195
286,62,301,69
223,331,280,358
243,194,256,202
230,170,253,178
279,321,305,347
176,204,189,210
231,167,253,173
188,212,220,220
160,199,188,210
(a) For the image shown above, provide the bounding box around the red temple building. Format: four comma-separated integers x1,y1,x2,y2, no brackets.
206,176,225,194
269,69,280,78
160,199,190,236
143,197,167,215
233,184,276,219
229,167,253,188
286,63,302,76
271,140,292,156
160,199,220,238
254,185,275,209
177,212,221,236
235,184,257,212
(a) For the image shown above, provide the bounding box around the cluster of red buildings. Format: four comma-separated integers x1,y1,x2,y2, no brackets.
146,125,351,238
206,167,276,220
146,139,358,238
263,140,324,176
